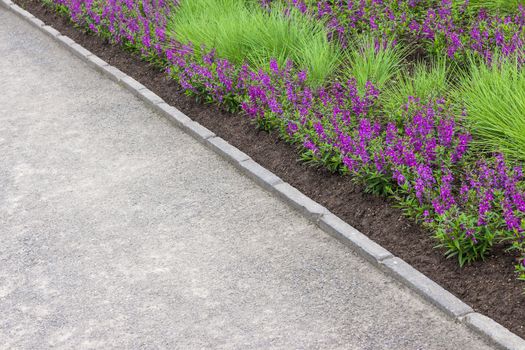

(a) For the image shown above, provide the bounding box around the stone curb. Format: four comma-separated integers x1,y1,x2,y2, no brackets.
8,1,32,18
39,25,60,37
206,137,251,165
56,34,75,45
183,121,216,143
0,0,12,9
86,55,109,74
7,3,525,349
319,213,393,265
153,102,193,129
238,159,283,193
103,65,127,83
43,25,61,37
381,257,473,318
273,182,329,221
152,102,216,143
119,76,147,97
461,313,525,350
70,42,93,60
136,88,165,107
29,14,44,28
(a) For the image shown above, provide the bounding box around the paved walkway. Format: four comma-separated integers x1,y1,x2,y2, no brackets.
0,8,494,350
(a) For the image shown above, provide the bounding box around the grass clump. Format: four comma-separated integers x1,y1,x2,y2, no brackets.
343,36,405,94
383,58,451,112
459,56,525,160
167,0,340,86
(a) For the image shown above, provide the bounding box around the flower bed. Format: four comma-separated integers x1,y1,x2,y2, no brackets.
25,0,525,335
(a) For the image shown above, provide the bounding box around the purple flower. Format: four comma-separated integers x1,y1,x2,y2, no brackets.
303,138,319,154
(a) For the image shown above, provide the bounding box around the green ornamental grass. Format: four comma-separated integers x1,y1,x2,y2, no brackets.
167,0,340,86
343,35,405,95
383,57,451,112
459,56,525,161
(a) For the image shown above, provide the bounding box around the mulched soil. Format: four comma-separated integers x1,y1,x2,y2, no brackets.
13,0,525,338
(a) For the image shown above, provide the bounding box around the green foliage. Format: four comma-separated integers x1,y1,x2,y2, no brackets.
518,261,525,281
508,232,525,281
519,271,525,282
392,185,430,222
360,171,392,196
433,209,496,267
459,56,525,161
453,0,524,14
43,0,68,14
343,35,405,94
167,0,340,86
299,147,344,173
383,57,451,113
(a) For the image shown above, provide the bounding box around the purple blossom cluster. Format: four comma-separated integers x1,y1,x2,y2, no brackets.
278,0,525,62
166,44,241,108
53,0,171,57
47,0,525,280
240,59,525,265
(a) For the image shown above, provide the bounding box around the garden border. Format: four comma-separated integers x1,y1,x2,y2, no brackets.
2,2,524,349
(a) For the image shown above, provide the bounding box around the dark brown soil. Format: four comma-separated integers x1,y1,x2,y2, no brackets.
14,0,525,338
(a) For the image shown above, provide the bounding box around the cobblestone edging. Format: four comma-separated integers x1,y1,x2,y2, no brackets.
3,2,524,349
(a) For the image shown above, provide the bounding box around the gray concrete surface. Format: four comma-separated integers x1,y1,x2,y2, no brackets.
0,8,494,350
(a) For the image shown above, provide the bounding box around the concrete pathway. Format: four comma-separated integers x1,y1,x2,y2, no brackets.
0,8,494,350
